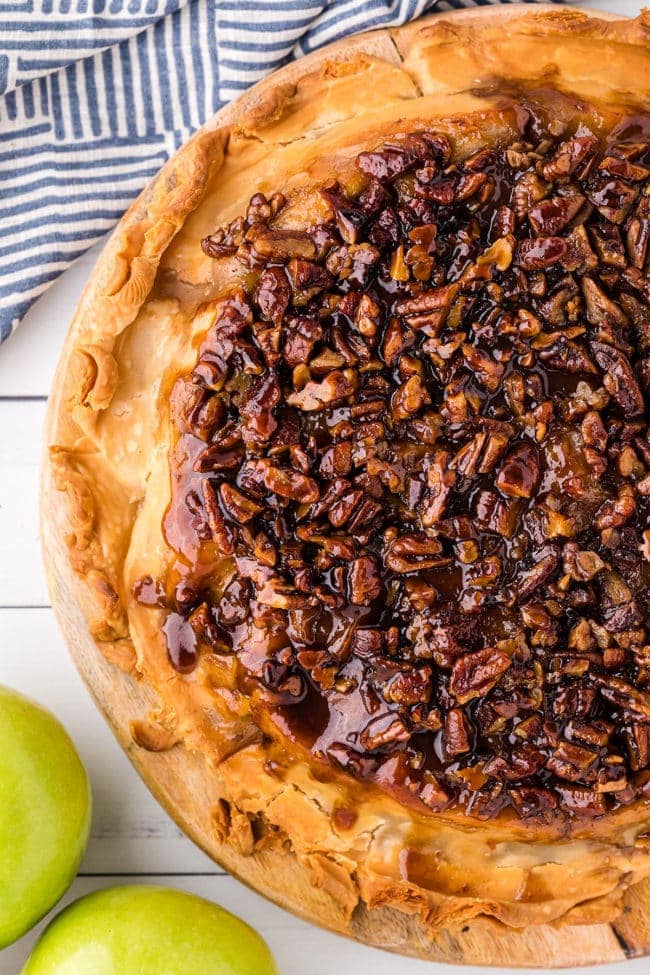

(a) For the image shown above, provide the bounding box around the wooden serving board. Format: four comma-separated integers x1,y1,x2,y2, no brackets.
42,4,650,967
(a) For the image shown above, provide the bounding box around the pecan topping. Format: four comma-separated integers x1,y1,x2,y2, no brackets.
219,484,263,523
348,556,383,606
516,236,567,270
495,444,540,499
286,369,359,411
392,375,431,420
442,708,472,758
450,648,511,704
591,341,645,417
164,122,650,822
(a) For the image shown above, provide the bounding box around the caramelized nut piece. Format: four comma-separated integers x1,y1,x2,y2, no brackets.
219,484,263,523
253,228,316,260
450,647,511,704
442,708,472,758
287,369,359,411
496,444,540,499
392,375,431,420
348,556,383,606
385,533,449,573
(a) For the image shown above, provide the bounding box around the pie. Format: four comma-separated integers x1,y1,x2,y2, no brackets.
43,5,650,957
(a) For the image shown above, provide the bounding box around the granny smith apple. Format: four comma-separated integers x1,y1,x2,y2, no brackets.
21,885,279,975
0,685,91,947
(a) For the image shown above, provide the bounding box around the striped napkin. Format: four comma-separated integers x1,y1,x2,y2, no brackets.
0,0,559,343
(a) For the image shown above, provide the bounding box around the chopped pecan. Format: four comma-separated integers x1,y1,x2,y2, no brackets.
219,484,263,523
513,171,550,218
348,556,383,606
420,452,456,527
392,374,431,420
287,369,359,411
562,543,606,581
260,462,320,504
515,236,567,270
509,786,558,818
546,741,598,783
563,225,598,273
286,259,333,305
528,192,585,236
357,142,421,181
193,443,242,473
555,784,606,816
590,341,644,417
360,713,411,751
517,546,561,599
461,345,504,391
325,242,380,285
384,667,432,706
395,283,458,331
598,676,650,721
418,774,450,811
450,433,487,478
202,480,236,555
484,744,546,781
541,133,598,179
253,228,316,260
382,316,416,365
594,484,636,530
319,185,367,243
239,373,280,444
354,293,382,340
626,209,650,269
581,410,607,451
582,276,628,329
171,378,225,441
442,708,472,758
495,443,540,500
625,724,650,772
255,266,290,325
587,177,638,224
449,647,511,704
385,533,449,573
474,490,520,538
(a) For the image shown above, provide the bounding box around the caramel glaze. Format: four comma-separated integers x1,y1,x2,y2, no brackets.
136,106,650,825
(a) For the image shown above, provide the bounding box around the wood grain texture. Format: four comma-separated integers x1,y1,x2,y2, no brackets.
40,4,650,968
0,401,51,607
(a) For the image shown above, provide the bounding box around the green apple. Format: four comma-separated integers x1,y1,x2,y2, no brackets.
0,685,91,948
21,885,279,975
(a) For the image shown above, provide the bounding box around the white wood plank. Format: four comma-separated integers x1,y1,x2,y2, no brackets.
0,400,50,607
0,243,105,398
4,872,650,975
0,608,219,876
585,0,640,11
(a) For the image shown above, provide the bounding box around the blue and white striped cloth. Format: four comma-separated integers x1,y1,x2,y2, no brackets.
0,0,560,343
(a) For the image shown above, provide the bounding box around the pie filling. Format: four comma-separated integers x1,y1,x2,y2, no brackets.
136,110,650,823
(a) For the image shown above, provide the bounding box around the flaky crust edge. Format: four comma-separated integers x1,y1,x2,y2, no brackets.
41,5,650,960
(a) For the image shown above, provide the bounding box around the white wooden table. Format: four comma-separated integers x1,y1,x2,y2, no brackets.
0,4,645,969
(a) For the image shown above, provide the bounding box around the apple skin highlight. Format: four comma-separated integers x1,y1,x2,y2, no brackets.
0,685,91,948
20,885,279,975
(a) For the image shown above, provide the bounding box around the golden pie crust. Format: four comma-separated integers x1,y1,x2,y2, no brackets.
43,5,650,954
